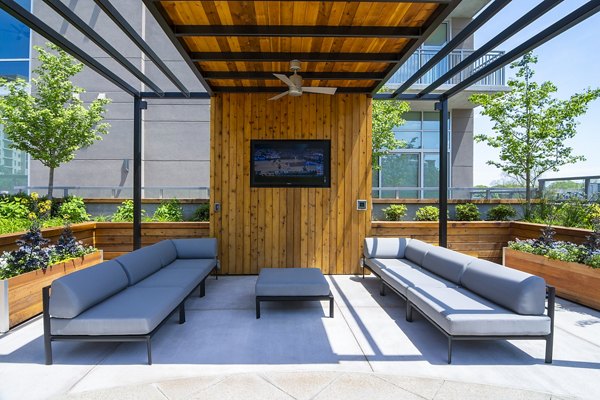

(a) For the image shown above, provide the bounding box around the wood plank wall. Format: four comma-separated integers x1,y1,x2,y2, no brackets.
510,222,590,244
95,222,210,260
210,93,372,274
370,221,513,263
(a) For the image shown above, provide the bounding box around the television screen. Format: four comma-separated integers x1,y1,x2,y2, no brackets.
250,140,331,187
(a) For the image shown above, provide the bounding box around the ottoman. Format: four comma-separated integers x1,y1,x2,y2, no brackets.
255,268,334,319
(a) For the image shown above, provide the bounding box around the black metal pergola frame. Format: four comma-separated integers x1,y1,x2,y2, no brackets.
1,0,599,249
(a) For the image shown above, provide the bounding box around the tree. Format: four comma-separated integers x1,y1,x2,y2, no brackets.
372,95,411,169
470,53,600,218
0,43,110,199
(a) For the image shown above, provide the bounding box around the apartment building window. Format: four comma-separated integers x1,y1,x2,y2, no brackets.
373,111,450,199
0,0,31,79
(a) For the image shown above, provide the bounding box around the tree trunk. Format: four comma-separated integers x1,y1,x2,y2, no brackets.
525,170,531,220
48,167,54,200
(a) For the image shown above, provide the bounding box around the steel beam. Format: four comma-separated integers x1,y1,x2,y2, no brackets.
0,0,139,96
42,0,164,96
436,98,449,248
142,0,214,96
93,0,190,97
418,0,563,97
374,93,441,101
443,0,600,99
371,0,461,94
391,0,511,98
132,96,145,250
172,25,422,38
141,91,211,99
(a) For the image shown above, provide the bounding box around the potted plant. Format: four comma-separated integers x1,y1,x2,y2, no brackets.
503,221,600,310
0,223,102,332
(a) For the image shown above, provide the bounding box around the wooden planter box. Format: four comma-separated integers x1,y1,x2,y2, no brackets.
503,247,600,310
0,250,103,332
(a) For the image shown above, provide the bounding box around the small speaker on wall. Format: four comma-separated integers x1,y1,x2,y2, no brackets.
356,200,368,211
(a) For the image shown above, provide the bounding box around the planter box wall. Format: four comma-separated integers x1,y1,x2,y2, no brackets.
0,222,96,255
503,247,600,311
0,250,103,332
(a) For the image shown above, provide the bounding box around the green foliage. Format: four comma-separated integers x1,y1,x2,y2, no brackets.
0,43,111,199
153,199,183,222
486,204,517,221
454,203,480,221
470,52,600,218
112,200,146,222
415,206,439,221
191,204,210,222
555,197,590,228
0,196,29,219
372,96,411,169
58,196,90,223
382,204,407,221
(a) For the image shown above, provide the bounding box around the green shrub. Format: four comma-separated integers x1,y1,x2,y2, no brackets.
191,203,210,222
486,204,517,221
153,199,183,222
415,206,439,221
58,196,89,223
0,218,31,235
454,203,480,221
0,196,30,219
112,200,146,222
555,197,589,228
382,204,407,221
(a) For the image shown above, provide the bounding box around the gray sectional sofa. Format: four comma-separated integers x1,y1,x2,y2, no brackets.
43,238,219,365
362,238,555,363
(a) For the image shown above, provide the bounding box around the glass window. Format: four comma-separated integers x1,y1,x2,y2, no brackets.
380,154,419,198
422,131,439,149
394,130,421,149
424,23,448,48
0,60,29,79
423,112,439,130
399,112,421,130
423,154,440,199
0,0,31,59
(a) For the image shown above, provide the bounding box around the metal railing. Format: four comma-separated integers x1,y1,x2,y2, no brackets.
372,186,527,200
14,186,210,199
538,175,600,200
387,49,506,87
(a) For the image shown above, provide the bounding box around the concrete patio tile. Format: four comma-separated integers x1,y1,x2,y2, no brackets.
433,380,551,400
261,371,341,400
155,375,227,400
312,373,424,400
377,374,444,399
51,384,166,400
187,374,294,400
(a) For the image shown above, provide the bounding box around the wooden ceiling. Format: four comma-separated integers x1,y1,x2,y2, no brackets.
150,1,461,95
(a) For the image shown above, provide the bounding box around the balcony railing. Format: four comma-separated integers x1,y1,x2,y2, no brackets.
387,49,506,87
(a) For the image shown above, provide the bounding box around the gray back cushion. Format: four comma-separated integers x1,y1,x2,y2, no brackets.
404,240,435,265
154,240,178,266
49,260,128,318
115,244,164,285
461,259,546,315
421,246,475,284
363,237,411,259
172,238,218,259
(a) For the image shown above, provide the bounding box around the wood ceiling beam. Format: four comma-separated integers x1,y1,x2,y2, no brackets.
191,52,400,62
212,86,371,93
173,25,421,38
203,71,384,80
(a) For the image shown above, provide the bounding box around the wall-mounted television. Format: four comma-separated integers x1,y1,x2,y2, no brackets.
250,139,331,188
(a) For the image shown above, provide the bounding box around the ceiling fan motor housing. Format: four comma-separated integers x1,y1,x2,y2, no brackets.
289,59,302,72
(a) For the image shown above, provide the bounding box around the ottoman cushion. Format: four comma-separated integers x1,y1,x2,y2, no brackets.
256,268,330,297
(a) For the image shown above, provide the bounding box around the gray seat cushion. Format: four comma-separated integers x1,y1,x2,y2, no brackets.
363,237,411,259
154,240,178,266
134,267,206,294
114,244,165,285
461,259,546,315
255,268,330,297
172,238,217,259
50,287,184,336
364,257,420,276
421,246,475,284
49,260,129,319
164,258,216,276
407,286,551,336
380,265,455,297
404,239,435,265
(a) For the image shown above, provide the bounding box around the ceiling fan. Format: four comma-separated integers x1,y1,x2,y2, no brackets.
268,60,337,100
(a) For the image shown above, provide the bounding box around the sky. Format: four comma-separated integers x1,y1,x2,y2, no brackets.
472,0,600,186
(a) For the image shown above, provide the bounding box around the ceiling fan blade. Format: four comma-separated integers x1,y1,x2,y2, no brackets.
302,87,337,95
273,73,294,87
268,91,290,101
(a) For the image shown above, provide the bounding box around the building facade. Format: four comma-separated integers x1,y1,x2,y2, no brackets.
2,0,507,199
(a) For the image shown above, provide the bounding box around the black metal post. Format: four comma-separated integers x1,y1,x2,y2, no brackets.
133,97,145,250
436,98,449,248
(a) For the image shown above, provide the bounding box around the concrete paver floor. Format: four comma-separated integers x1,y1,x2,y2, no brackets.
0,275,598,399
